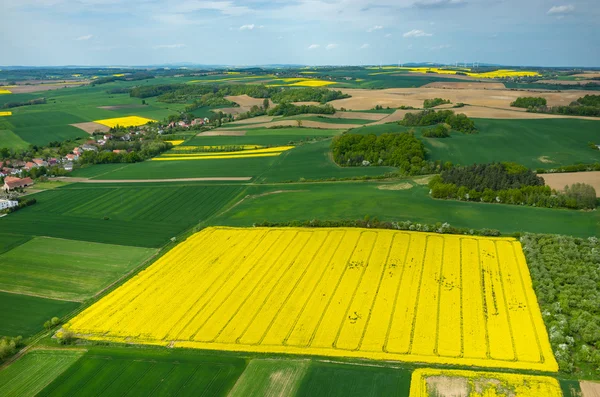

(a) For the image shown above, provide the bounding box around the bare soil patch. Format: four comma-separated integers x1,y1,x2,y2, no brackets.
426,375,468,397
423,81,506,90
538,79,598,85
230,115,274,125
581,381,600,397
371,109,412,125
292,101,320,106
572,73,600,79
3,81,88,94
378,183,413,191
71,122,110,134
542,171,600,196
98,104,146,110
198,130,247,136
329,87,594,119
225,95,275,112
228,119,359,130
413,175,434,185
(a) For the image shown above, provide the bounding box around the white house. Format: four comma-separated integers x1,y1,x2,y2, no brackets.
0,199,18,210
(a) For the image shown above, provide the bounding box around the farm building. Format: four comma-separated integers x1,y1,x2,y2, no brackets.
3,176,34,191
0,199,18,210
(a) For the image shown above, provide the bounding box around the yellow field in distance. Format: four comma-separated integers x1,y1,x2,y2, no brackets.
0,89,12,94
66,227,557,372
94,116,156,128
164,140,184,145
151,152,283,161
153,146,294,161
0,111,12,116
409,368,562,397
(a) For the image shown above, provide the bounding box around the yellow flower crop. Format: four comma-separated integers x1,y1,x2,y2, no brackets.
164,140,185,146
0,89,11,94
66,227,557,372
173,145,264,151
409,368,562,397
112,73,126,77
0,111,12,116
94,116,156,128
151,152,284,161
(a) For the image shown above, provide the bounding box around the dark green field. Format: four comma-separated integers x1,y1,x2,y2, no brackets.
0,291,79,337
37,347,246,397
212,182,599,237
0,183,244,247
0,233,31,255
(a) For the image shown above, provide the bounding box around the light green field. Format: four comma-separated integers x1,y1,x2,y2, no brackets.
244,127,345,136
228,359,310,397
0,237,156,301
0,350,84,397
0,129,29,150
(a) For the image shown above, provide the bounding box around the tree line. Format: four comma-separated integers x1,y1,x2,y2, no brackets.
428,163,597,210
400,109,477,134
524,94,600,117
2,97,46,109
78,140,172,165
332,132,427,174
423,98,451,109
510,96,547,108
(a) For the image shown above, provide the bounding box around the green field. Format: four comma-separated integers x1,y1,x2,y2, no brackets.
0,183,244,247
0,237,156,301
0,233,31,255
186,134,325,147
297,362,410,397
229,359,309,397
212,182,599,237
0,129,29,150
0,291,80,337
0,350,84,397
37,347,246,397
353,118,600,169
257,139,396,182
244,127,345,136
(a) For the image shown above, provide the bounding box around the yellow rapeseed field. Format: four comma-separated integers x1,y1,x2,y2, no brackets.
153,146,294,161
94,116,156,128
409,368,562,397
0,89,11,94
164,140,184,146
65,227,557,372
0,111,12,116
367,66,540,79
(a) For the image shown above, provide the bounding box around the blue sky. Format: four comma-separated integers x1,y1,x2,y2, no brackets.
1,0,599,67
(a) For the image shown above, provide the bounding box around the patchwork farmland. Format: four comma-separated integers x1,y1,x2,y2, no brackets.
66,227,557,372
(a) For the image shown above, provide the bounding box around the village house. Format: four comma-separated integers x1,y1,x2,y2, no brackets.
0,199,19,211
63,162,73,172
73,147,83,156
103,133,113,140
32,158,48,167
82,144,98,152
24,161,37,170
3,176,34,191
65,153,79,161
48,158,58,165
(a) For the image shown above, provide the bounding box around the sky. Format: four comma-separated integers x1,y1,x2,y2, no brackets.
1,0,599,67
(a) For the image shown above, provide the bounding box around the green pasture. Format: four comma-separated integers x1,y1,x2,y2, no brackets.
37,347,246,397
244,127,345,136
0,129,29,150
0,184,244,247
0,237,156,301
0,350,84,397
0,291,79,337
212,182,599,237
187,133,331,146
294,116,373,125
229,359,309,397
0,233,31,255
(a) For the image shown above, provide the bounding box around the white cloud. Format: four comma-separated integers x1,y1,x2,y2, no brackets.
367,25,383,33
75,34,92,41
308,44,320,50
239,24,255,30
359,43,370,49
547,4,575,14
385,33,392,38
326,43,338,50
153,43,186,49
403,29,433,38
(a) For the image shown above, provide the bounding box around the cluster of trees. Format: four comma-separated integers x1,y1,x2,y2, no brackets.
522,234,600,374
526,94,600,117
268,103,335,117
332,132,427,174
78,141,172,165
510,96,547,108
0,336,23,360
255,219,500,237
401,110,477,134
2,97,46,109
428,163,597,209
536,162,600,174
423,98,451,109
270,87,349,104
422,124,451,138
91,72,154,86
0,197,36,215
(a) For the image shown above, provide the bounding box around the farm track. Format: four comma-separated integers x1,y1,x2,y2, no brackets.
66,227,558,372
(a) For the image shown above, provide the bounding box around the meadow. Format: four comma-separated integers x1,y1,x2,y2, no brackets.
0,183,244,247
0,237,156,301
0,129,29,150
213,183,599,237
0,291,80,337
66,227,557,372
